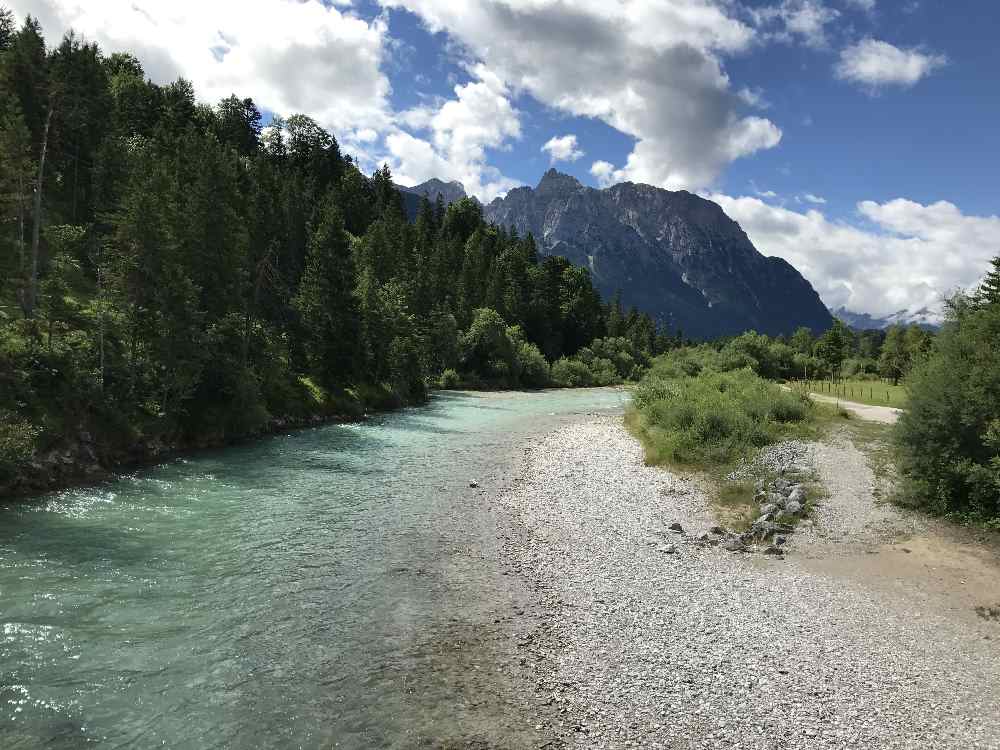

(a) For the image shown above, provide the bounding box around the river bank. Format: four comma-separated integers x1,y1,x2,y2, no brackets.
497,416,1000,748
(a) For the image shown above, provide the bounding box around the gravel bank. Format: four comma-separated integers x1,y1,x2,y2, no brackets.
498,417,1000,749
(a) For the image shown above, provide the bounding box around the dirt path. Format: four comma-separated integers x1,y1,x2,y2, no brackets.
498,417,1000,749
806,391,903,423
780,384,902,423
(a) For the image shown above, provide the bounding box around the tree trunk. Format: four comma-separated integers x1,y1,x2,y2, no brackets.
27,107,53,319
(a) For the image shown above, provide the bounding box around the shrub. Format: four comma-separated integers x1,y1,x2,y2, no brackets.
630,365,812,467
517,341,550,388
551,357,594,387
438,368,461,389
0,417,41,482
894,297,1000,521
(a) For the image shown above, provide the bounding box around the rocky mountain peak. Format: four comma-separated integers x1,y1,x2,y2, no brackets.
483,173,832,338
536,168,583,196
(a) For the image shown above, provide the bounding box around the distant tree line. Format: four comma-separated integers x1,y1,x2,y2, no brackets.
689,319,933,385
0,10,672,485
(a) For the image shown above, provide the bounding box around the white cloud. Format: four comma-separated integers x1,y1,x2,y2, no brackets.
590,160,616,188
381,0,782,191
751,0,840,48
541,134,584,164
385,66,522,201
710,193,999,316
8,0,392,133
844,0,875,11
802,193,827,204
737,86,771,109
835,38,946,89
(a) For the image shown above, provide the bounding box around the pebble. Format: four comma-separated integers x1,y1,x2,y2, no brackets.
495,418,1000,749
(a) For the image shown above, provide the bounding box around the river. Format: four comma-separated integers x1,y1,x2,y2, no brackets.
0,388,626,748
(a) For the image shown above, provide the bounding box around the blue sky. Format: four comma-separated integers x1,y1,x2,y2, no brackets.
10,0,1000,317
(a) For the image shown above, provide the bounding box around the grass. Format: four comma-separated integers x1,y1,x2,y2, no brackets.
627,364,843,533
793,378,909,408
629,368,814,469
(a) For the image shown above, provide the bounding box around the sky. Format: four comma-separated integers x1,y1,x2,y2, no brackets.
8,0,1000,318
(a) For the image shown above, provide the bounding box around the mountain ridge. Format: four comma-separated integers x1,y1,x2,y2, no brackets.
482,169,833,338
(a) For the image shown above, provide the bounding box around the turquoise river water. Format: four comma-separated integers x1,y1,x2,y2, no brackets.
0,388,626,748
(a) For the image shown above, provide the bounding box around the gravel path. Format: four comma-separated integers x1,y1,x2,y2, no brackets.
803,392,902,424
795,430,923,555
497,418,1000,749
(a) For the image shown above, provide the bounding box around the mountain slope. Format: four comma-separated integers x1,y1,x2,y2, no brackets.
833,306,942,331
398,179,471,220
484,169,832,338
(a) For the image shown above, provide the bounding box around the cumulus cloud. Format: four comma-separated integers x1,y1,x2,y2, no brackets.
381,0,782,191
9,0,393,133
710,194,999,315
750,0,841,48
542,134,584,164
835,38,947,89
801,193,827,204
844,0,875,11
385,66,522,201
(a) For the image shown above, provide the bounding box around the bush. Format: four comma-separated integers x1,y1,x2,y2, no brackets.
0,417,41,482
894,298,1000,521
630,364,812,467
551,357,594,387
517,341,550,388
438,368,461,389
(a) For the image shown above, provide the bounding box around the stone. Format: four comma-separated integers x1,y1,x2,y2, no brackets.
722,537,746,553
774,478,790,493
788,487,807,504
469,481,479,488
658,545,677,554
785,500,803,515
763,545,784,555
759,503,779,517
669,522,684,533
775,535,787,546
756,514,773,525
709,526,725,535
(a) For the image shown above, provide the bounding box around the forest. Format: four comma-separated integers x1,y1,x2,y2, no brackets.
0,11,671,492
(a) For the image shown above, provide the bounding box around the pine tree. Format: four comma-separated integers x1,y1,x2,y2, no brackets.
975,256,1000,308
293,197,360,387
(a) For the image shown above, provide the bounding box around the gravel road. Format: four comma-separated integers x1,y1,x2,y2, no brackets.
497,417,1000,749
803,392,903,424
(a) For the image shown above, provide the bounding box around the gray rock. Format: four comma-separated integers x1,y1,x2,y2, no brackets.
763,545,784,556
469,480,479,488
483,169,833,338
775,535,787,546
669,522,684,533
788,487,807,504
709,526,725,535
658,545,677,554
722,537,746,552
759,503,779,517
785,500,803,515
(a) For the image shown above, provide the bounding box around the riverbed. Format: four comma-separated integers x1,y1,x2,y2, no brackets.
0,388,626,748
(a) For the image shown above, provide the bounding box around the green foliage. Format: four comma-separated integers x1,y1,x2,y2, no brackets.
0,14,667,491
894,295,1000,521
438,368,461,390
0,416,39,481
630,365,812,467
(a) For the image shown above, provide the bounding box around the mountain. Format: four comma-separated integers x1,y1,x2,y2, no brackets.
833,306,942,331
483,169,832,339
397,179,471,221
